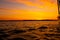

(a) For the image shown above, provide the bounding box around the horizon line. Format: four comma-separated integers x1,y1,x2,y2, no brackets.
0,20,58,21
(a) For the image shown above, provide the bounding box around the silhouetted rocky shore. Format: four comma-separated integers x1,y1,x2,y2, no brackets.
0,21,59,40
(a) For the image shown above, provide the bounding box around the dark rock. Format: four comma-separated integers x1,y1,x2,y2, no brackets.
24,35,37,38
38,26,48,29
8,29,26,34
56,27,60,33
9,38,26,40
50,39,55,40
44,34,60,37
0,38,3,40
36,39,40,40
38,26,48,32
0,29,5,34
54,34,60,36
49,29,54,32
28,28,36,31
44,34,53,37
0,34,10,38
43,38,49,40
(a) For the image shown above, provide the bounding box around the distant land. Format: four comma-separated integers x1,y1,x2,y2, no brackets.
0,19,58,22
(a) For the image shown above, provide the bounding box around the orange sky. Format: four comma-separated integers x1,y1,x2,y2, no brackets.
0,0,58,20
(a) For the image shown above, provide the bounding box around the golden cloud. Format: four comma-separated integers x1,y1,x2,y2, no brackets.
0,0,58,20
5,0,57,8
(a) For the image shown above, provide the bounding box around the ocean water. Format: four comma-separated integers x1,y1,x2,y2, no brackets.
0,21,60,40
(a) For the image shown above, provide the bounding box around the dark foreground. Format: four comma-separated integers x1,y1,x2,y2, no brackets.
0,20,60,40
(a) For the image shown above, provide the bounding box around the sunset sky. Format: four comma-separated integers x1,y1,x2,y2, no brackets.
0,0,58,20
